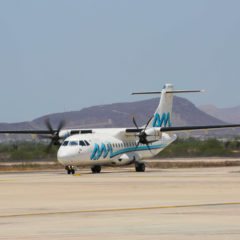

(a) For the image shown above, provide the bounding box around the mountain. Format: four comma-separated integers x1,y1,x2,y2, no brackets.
31,96,226,129
199,105,240,124
0,96,235,141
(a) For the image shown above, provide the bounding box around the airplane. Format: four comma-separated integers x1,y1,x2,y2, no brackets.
1,83,240,174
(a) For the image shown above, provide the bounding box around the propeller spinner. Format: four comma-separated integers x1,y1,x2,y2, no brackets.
132,114,156,149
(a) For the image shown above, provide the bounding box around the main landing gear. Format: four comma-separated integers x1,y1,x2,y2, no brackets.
91,165,101,174
135,163,145,172
65,166,75,175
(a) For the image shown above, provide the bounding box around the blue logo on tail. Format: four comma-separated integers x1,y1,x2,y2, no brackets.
152,112,171,127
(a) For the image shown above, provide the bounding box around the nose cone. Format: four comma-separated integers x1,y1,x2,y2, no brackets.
57,147,73,165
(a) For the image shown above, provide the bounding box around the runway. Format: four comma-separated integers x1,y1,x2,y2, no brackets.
1,167,240,239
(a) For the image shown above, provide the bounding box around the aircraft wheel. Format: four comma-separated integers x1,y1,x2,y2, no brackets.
66,166,75,175
135,163,145,172
91,165,101,174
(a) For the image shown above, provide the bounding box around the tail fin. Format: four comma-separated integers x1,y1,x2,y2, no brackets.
132,84,205,128
151,84,174,127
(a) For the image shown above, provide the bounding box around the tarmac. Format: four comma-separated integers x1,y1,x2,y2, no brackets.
1,166,240,239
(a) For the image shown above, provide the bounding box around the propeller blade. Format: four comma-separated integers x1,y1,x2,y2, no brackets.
132,115,157,149
146,142,153,154
146,140,158,144
45,118,54,133
132,114,139,129
57,119,66,133
42,118,66,152
144,115,154,131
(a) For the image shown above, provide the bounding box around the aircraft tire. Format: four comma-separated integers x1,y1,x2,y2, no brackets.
66,166,75,175
135,163,145,172
91,165,101,174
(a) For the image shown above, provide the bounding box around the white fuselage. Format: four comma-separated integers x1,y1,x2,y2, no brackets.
57,128,177,167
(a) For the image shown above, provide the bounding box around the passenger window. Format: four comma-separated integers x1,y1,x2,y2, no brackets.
70,141,78,146
84,140,90,146
79,140,86,146
62,141,69,146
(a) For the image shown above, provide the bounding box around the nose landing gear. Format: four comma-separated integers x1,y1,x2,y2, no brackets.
65,166,75,175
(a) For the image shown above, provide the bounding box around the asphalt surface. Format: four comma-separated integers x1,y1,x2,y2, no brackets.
1,166,240,239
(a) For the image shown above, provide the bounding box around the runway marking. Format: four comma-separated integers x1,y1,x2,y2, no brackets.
0,179,17,182
1,202,240,218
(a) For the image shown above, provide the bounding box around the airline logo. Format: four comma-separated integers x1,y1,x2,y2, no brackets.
152,112,171,127
90,142,166,160
90,143,112,160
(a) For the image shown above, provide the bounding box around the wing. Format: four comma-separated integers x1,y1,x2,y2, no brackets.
160,124,240,133
0,130,53,134
125,124,240,134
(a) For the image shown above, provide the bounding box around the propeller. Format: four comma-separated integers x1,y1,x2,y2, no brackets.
40,118,66,152
132,115,156,151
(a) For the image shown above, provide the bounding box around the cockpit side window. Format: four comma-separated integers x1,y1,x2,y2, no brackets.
62,141,69,146
69,141,78,146
79,140,86,146
84,140,90,146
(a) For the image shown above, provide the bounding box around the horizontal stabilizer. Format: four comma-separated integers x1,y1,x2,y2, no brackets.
131,90,206,95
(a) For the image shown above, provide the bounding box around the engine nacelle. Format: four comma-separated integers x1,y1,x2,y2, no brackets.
59,130,71,139
144,127,162,141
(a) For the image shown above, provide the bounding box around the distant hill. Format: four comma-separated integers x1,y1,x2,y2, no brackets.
199,105,240,124
32,96,227,129
0,96,236,141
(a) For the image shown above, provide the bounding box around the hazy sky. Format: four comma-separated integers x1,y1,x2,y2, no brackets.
0,0,240,122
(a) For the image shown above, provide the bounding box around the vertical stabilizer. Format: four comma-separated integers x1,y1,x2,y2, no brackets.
131,84,204,128
150,84,173,128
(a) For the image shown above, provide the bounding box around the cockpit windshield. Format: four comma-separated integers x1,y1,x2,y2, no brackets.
62,141,69,146
69,141,78,146
62,140,90,147
79,140,86,146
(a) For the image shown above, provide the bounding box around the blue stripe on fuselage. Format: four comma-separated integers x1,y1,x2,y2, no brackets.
110,144,166,158
90,143,167,160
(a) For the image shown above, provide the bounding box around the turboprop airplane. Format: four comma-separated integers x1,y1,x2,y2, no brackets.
1,83,240,174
